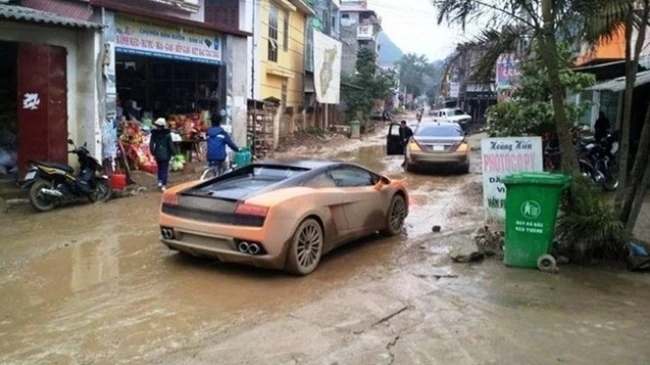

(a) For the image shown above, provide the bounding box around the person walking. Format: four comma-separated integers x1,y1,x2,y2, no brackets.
594,111,611,142
206,114,240,177
399,120,414,167
150,118,176,191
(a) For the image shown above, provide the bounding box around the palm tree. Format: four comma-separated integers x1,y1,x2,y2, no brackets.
434,0,650,233
578,0,650,231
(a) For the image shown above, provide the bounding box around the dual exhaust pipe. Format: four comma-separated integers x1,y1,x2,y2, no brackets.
238,241,261,255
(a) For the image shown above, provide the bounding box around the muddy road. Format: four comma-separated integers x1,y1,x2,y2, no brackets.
1,130,650,364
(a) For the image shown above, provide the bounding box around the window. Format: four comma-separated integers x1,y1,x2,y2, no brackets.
453,109,466,116
283,11,289,52
415,124,464,137
329,167,376,187
268,4,278,62
305,173,337,188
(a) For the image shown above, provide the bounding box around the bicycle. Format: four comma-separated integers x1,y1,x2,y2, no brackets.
200,160,235,181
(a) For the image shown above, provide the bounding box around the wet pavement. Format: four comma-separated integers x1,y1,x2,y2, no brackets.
1,127,650,364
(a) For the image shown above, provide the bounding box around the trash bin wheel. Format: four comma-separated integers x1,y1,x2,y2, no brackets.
537,254,557,272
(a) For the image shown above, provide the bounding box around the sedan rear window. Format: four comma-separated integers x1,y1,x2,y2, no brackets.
415,124,464,137
454,109,466,116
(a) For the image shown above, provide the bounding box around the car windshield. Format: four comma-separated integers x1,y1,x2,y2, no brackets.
415,124,463,137
453,109,465,116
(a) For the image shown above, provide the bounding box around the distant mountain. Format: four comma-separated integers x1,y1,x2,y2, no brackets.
378,32,404,65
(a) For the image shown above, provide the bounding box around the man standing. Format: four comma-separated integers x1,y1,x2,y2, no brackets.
399,120,414,167
150,118,176,191
206,114,240,177
594,111,611,142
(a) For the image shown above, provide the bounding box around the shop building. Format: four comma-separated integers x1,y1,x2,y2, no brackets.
0,3,103,180
91,0,251,149
249,0,315,148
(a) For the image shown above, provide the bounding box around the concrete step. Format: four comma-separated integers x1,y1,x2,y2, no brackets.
0,178,18,190
0,186,28,201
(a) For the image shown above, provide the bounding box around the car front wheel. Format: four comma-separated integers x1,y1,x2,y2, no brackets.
286,218,324,276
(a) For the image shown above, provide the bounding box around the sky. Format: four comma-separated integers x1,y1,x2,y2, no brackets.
368,0,482,62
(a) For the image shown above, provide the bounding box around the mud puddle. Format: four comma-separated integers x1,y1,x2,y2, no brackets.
0,127,486,364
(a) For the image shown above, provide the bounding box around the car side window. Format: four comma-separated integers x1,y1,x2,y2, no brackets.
329,167,375,187
304,173,337,188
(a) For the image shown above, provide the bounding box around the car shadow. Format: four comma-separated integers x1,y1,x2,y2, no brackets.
164,231,405,281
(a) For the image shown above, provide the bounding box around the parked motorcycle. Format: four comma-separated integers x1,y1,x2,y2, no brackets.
21,139,112,212
577,131,619,191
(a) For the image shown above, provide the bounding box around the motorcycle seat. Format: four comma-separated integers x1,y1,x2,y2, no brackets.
32,160,74,173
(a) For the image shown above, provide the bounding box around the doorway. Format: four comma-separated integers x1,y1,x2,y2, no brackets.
0,41,18,179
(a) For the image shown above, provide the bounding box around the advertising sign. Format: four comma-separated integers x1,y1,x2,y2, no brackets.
495,53,519,91
313,31,342,104
449,82,459,98
115,15,221,64
481,137,543,224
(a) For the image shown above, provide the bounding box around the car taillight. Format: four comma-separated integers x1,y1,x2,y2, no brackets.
455,142,470,152
162,194,179,206
235,203,268,217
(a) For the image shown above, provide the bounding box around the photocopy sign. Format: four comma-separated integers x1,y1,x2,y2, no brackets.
481,137,543,223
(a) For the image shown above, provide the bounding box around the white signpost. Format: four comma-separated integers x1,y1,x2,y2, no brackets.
481,137,544,225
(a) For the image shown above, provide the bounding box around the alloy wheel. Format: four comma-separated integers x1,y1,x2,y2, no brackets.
295,220,323,271
389,195,406,233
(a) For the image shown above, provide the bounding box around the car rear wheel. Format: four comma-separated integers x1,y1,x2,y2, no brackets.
286,218,324,276
405,163,415,173
382,194,407,236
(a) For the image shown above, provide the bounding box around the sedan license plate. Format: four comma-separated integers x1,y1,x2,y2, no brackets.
433,145,445,152
24,171,36,180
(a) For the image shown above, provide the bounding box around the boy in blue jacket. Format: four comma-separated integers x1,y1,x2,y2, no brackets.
206,114,239,177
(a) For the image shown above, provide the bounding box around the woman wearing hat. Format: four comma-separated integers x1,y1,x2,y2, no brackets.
150,118,176,190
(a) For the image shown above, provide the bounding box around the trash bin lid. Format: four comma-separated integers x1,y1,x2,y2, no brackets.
503,172,572,187
349,120,361,126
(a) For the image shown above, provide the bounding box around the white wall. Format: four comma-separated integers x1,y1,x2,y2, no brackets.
246,0,262,101
0,21,102,166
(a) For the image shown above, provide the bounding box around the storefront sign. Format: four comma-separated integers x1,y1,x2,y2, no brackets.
115,15,221,64
481,137,543,224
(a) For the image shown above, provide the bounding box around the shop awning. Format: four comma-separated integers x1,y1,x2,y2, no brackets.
586,70,650,92
0,4,102,29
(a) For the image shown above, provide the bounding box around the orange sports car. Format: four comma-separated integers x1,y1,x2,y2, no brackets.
159,159,409,275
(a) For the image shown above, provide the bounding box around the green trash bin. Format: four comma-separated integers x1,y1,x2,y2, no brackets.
502,172,572,268
349,120,361,139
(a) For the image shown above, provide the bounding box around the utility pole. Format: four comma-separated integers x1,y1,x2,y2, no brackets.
250,0,257,153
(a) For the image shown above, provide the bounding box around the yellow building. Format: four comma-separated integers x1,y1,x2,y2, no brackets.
257,0,314,140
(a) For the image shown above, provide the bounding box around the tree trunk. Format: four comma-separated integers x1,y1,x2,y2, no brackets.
620,1,650,223
615,10,642,211
621,100,650,227
625,153,650,234
540,0,579,173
